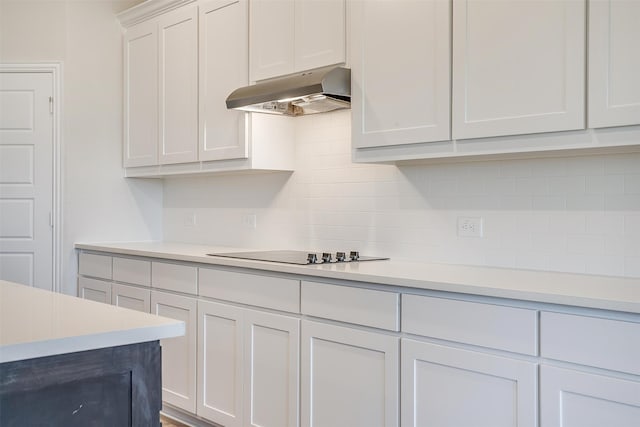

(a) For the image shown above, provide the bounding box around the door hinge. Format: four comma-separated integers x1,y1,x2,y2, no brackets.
49,96,53,114
49,212,54,228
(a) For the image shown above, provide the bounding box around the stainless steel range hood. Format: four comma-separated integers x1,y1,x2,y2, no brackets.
226,66,350,116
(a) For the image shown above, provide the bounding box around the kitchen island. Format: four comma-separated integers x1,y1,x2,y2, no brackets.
0,280,184,426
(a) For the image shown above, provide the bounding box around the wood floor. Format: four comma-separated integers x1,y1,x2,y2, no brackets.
161,414,191,427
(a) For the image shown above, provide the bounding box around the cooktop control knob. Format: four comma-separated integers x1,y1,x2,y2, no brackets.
307,253,318,264
335,251,346,262
322,252,332,263
350,251,360,261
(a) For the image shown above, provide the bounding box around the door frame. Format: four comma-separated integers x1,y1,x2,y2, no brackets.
0,63,63,292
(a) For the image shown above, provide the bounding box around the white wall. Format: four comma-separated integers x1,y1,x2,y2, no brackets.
164,110,640,278
0,0,162,295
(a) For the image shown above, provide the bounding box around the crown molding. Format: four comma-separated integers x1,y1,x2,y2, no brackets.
117,0,198,28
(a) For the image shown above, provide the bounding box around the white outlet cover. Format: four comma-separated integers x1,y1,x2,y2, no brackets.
457,216,483,237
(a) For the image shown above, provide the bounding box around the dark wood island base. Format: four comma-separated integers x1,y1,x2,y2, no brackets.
0,341,161,427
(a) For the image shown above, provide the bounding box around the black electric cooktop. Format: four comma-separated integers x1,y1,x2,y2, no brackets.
207,250,389,265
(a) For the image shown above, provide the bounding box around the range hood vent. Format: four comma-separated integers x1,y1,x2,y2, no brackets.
226,66,350,117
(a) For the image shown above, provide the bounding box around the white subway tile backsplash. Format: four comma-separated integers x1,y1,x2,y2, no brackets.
163,110,640,278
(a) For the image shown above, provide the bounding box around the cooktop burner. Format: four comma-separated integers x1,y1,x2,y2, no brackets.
207,250,389,265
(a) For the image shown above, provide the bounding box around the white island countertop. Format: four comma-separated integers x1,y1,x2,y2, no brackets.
75,241,640,314
0,280,184,364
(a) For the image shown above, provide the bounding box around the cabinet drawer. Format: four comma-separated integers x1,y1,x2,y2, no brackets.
113,257,151,286
151,262,198,295
402,294,538,355
199,268,300,313
78,252,112,280
541,311,640,375
301,281,399,331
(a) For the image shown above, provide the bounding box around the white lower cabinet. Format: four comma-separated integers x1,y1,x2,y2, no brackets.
112,283,151,313
540,365,640,427
197,299,300,427
151,290,198,414
78,276,111,304
401,339,537,427
301,320,399,427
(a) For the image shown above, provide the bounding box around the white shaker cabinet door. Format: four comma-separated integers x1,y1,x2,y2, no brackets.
158,6,199,165
152,291,198,413
244,308,300,427
351,0,451,149
401,339,537,427
199,0,250,161
78,277,112,305
301,320,399,427
294,0,345,73
124,20,158,167
541,365,640,427
112,283,151,313
197,300,244,427
249,0,295,81
588,0,640,128
452,0,585,139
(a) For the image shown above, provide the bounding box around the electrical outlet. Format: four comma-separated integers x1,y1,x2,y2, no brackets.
242,213,257,229
184,212,196,227
457,216,483,237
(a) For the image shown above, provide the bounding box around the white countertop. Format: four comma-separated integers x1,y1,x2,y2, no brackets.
76,241,640,314
0,280,184,364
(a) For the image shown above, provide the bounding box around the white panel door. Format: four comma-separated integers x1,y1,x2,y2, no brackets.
541,365,640,427
152,290,198,413
124,20,158,167
0,72,53,290
452,0,585,139
112,283,151,313
244,308,300,427
197,299,244,427
199,0,250,161
588,0,640,128
401,339,537,427
351,0,451,149
249,0,295,81
294,0,345,72
301,320,399,427
158,6,199,165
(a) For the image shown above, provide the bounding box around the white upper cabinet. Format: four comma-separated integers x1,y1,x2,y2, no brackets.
200,0,250,161
158,6,199,165
294,0,346,73
351,0,451,149
451,0,586,140
124,20,158,167
249,0,345,82
250,0,295,81
588,0,640,128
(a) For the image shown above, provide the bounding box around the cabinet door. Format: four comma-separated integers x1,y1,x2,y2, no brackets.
401,339,537,427
588,0,640,128
244,309,300,427
158,6,198,165
124,20,158,167
78,277,111,304
249,0,295,81
541,365,640,427
197,300,244,427
301,320,399,427
351,0,450,149
294,0,345,72
452,0,585,139
112,283,151,313
151,291,197,413
199,0,250,161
